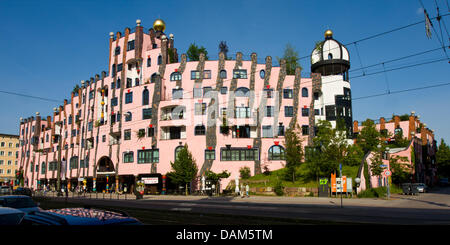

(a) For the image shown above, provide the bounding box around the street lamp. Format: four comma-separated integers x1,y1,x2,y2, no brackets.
355,177,361,195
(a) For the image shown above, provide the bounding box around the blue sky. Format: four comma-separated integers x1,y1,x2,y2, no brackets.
0,0,449,144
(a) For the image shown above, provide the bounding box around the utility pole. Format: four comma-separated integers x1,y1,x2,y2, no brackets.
340,163,343,208
56,118,63,196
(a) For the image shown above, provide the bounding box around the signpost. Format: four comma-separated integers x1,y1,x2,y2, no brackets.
384,169,391,199
339,163,343,208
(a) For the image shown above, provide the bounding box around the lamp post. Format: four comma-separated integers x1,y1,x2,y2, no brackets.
355,177,361,195
386,147,390,200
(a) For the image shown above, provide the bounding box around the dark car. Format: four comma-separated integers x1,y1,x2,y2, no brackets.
13,187,32,197
21,207,142,225
0,195,41,214
0,186,12,195
0,207,25,225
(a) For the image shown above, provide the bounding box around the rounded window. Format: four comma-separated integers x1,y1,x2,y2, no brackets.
260,70,265,79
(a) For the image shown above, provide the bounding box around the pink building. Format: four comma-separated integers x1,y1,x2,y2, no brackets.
18,19,352,193
355,112,438,193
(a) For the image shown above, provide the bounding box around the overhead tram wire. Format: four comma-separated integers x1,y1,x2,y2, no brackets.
419,0,450,60
0,90,62,103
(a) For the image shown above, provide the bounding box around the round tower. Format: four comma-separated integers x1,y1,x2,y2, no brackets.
311,30,353,138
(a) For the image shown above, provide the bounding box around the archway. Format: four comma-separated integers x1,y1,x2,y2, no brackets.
95,156,116,193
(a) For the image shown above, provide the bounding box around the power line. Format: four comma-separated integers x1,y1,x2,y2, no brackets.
0,90,61,103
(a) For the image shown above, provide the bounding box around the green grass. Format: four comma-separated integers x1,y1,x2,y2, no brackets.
241,164,360,189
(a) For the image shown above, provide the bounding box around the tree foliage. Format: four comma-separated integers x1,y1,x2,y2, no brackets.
357,120,381,154
168,144,198,195
239,166,251,179
277,43,301,75
284,124,304,182
437,139,450,178
389,155,411,184
187,43,209,61
305,120,348,180
218,41,229,59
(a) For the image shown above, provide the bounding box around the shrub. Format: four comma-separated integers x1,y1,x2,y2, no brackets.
239,167,251,179
274,180,284,196
357,187,387,198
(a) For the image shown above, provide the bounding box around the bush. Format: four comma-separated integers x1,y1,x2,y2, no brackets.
358,187,387,198
274,180,284,196
239,167,251,179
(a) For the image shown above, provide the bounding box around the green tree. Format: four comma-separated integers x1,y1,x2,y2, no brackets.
187,43,209,61
277,43,301,75
305,120,348,180
204,170,230,195
284,124,304,182
218,41,229,59
72,84,80,95
389,155,411,185
239,166,251,179
357,119,381,154
343,144,364,166
437,139,450,178
168,144,198,195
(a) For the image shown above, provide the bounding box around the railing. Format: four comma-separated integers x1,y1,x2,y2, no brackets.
33,190,134,200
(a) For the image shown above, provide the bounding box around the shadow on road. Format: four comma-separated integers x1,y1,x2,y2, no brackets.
396,196,450,208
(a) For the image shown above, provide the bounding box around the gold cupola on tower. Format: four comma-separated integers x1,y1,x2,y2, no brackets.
324,29,333,39
153,19,166,32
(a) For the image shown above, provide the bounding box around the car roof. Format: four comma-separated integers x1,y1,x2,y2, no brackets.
29,208,141,225
0,195,31,199
0,207,26,215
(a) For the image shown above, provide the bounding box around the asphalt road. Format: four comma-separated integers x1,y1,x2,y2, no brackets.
38,186,450,225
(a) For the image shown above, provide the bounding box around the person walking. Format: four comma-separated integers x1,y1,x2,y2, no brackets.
245,184,250,198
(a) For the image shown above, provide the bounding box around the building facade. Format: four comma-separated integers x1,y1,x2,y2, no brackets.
354,112,438,192
18,19,352,193
0,134,19,186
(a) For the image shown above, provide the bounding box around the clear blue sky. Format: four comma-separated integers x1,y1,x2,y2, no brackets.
1,0,449,144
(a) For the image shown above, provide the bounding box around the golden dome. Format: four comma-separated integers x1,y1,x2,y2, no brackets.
325,29,333,38
153,19,166,32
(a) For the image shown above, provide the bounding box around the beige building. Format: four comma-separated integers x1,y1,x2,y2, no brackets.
0,133,19,185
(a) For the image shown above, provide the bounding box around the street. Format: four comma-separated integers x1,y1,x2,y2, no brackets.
35,186,450,225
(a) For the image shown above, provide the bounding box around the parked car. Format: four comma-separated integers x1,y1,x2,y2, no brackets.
416,183,428,193
0,207,25,225
21,207,143,225
0,186,12,195
0,195,41,214
12,187,32,197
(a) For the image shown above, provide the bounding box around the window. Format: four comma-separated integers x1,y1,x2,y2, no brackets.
260,70,265,79
142,88,149,105
172,88,183,99
170,72,182,81
233,69,247,79
278,125,285,136
264,88,273,98
220,147,259,161
69,156,79,170
127,40,135,51
174,146,183,161
313,92,319,100
233,125,251,138
265,106,274,117
147,58,151,67
302,87,308,97
151,73,158,83
302,125,309,135
143,108,152,119
394,127,403,136
68,115,72,125
125,112,132,122
315,109,321,115
116,78,121,88
203,86,213,97
157,55,162,65
135,78,140,86
283,89,293,99
123,152,134,163
193,88,202,98
124,129,131,140
220,70,227,79
220,87,228,94
235,87,250,97
195,125,206,135
41,162,46,174
235,107,251,118
111,97,118,106
268,145,285,160
285,106,294,117
191,70,201,80
126,78,132,88
88,122,93,131
302,108,309,117
125,92,133,104
117,63,123,72
205,149,215,160
147,127,155,137
203,70,211,79
195,103,207,115
137,149,159,163
328,53,333,60
114,46,120,55
102,135,106,142
262,125,273,138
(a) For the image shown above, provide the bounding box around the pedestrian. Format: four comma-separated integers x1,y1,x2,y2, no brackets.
124,184,128,194
245,184,250,198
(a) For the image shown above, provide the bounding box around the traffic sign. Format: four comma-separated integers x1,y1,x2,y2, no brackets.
380,164,388,168
384,169,392,177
